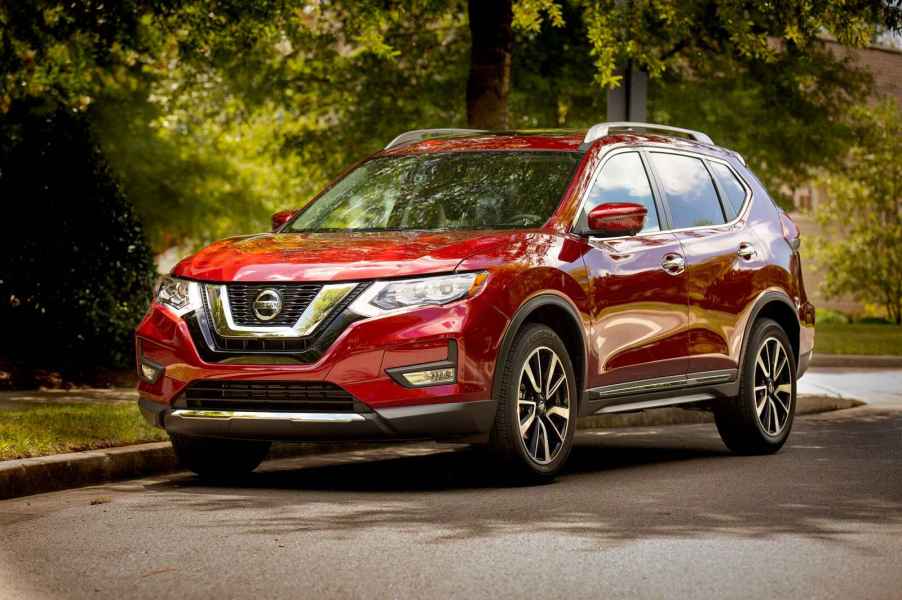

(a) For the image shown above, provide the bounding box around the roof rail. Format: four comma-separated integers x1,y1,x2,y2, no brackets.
385,128,487,150
583,122,713,146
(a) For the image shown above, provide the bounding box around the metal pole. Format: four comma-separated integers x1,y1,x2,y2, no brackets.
607,61,647,122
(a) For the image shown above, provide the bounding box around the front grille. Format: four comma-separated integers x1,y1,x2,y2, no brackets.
213,334,315,353
186,283,367,363
227,283,322,327
181,380,357,413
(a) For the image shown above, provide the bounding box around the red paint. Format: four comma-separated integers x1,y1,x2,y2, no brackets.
586,202,648,236
138,130,814,427
270,209,297,232
172,230,523,282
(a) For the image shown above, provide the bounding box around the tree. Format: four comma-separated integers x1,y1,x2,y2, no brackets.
3,0,901,250
0,104,158,374
1,1,471,249
813,101,902,324
467,0,514,128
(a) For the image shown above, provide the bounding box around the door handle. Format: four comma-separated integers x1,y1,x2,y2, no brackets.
737,243,757,260
661,253,685,276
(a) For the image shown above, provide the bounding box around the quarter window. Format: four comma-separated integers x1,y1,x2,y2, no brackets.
710,162,747,219
650,153,725,229
580,152,660,233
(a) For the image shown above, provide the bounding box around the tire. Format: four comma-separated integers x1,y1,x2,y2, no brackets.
169,433,271,479
714,318,797,455
489,323,577,481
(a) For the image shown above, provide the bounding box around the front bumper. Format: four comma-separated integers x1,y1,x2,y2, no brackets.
139,397,497,441
135,289,509,442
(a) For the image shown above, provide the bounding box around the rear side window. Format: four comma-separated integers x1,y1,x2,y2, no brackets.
709,162,747,218
580,152,660,233
650,153,725,229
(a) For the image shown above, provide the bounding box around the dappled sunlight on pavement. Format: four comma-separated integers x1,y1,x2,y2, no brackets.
1,407,900,599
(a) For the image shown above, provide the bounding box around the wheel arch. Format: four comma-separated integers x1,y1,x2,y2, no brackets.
741,292,801,369
493,294,588,410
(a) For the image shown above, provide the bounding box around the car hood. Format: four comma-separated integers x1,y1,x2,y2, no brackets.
172,230,515,282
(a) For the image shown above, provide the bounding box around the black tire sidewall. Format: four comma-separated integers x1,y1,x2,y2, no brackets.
499,324,578,477
741,319,797,446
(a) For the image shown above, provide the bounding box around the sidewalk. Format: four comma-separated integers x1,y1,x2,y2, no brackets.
799,366,902,406
0,387,136,411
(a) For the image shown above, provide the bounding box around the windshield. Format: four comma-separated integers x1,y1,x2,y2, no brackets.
286,151,581,233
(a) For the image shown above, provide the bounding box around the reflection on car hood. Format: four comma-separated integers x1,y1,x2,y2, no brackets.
172,230,518,282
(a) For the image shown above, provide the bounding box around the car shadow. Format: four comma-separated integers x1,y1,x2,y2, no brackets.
133,418,902,547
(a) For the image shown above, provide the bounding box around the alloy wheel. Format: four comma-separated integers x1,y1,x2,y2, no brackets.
754,336,793,436
517,346,571,465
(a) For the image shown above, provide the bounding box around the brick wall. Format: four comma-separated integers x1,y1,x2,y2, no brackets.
824,40,902,109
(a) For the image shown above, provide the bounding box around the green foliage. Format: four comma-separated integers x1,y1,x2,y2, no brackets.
517,0,896,204
815,308,850,325
813,101,902,325
0,105,158,371
571,0,900,87
648,47,871,207
0,0,173,113
2,0,900,251
23,1,471,250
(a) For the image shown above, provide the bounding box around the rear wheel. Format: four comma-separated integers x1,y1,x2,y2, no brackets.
714,318,796,454
169,433,271,479
489,324,576,481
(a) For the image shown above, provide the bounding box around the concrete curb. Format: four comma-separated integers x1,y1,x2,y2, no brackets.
0,442,176,501
0,395,865,501
809,354,902,368
0,441,388,501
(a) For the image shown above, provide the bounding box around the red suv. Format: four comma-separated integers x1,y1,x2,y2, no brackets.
136,122,814,480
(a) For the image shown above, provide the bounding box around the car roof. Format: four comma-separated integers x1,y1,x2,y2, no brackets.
379,128,738,162
380,130,586,154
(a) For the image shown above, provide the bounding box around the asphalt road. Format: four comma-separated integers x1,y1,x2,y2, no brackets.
1,406,900,600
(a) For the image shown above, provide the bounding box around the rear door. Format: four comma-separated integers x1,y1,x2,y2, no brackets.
647,151,760,379
579,150,690,392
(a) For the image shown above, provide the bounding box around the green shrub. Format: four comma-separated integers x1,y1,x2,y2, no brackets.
0,104,157,375
856,316,893,325
815,308,850,325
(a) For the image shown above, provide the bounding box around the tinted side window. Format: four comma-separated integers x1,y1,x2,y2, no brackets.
710,162,747,218
650,153,725,229
580,152,660,233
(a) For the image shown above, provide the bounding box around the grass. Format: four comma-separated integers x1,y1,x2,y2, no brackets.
815,322,902,356
0,403,167,461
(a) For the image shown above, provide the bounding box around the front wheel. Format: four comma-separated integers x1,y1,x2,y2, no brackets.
489,324,577,481
169,433,271,479
714,318,797,455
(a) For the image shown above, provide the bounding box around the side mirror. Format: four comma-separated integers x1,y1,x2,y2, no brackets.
586,202,647,237
271,210,297,232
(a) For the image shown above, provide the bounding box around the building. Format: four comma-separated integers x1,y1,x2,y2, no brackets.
791,40,902,212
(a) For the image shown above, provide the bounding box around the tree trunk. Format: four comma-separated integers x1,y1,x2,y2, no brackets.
466,0,513,129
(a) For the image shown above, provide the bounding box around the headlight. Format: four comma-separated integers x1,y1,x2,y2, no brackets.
156,276,199,316
350,272,487,317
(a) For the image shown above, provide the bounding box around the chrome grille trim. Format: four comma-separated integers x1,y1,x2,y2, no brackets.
171,410,366,423
203,282,358,339
226,283,322,327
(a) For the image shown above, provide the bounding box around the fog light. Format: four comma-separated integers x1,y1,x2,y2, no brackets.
139,359,164,384
401,367,456,387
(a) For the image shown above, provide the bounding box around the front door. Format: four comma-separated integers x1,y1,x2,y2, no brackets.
579,151,690,391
